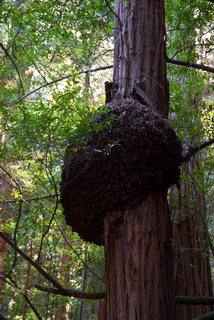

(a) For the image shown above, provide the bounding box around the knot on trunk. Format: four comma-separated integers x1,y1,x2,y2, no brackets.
60,99,182,245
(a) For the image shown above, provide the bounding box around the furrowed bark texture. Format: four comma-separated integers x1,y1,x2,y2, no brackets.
171,160,213,320
104,191,175,320
113,0,169,117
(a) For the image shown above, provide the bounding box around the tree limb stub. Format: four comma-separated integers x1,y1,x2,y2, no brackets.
34,284,106,299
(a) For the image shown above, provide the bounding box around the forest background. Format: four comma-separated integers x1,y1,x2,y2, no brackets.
1,0,214,319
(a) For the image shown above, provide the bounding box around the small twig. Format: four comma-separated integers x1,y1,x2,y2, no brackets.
171,44,195,59
0,42,24,95
0,194,59,204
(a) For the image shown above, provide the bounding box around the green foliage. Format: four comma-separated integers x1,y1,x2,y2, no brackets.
1,0,214,318
0,0,112,318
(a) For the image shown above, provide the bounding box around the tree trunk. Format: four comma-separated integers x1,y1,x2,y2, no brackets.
0,152,13,313
104,191,175,320
172,160,213,320
103,0,175,319
54,242,71,320
113,0,169,117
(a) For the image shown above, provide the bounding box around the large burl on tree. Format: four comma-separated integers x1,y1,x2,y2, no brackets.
60,99,182,245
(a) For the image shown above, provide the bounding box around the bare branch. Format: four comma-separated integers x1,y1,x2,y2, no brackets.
0,232,66,293
167,57,214,73
6,64,113,106
34,284,106,300
0,232,106,300
182,138,214,162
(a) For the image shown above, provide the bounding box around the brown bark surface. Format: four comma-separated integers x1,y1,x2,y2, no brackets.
172,161,213,320
102,1,175,319
55,242,71,320
113,0,169,117
0,167,13,312
104,191,175,320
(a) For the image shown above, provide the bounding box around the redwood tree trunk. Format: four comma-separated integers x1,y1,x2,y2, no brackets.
113,0,169,117
104,0,175,319
104,191,175,320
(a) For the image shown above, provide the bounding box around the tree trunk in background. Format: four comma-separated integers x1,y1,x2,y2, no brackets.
0,139,13,313
54,242,71,320
103,0,175,319
171,159,213,320
113,0,169,117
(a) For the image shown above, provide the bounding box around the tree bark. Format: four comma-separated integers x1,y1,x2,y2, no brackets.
54,242,71,320
103,1,175,319
172,160,213,320
104,191,175,320
113,0,169,117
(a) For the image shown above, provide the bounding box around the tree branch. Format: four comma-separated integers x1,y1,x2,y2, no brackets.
0,42,25,95
6,56,214,106
0,232,106,299
5,55,214,106
175,296,214,305
182,138,214,162
167,57,214,73
0,232,66,293
6,64,113,106
34,284,106,300
0,194,59,204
